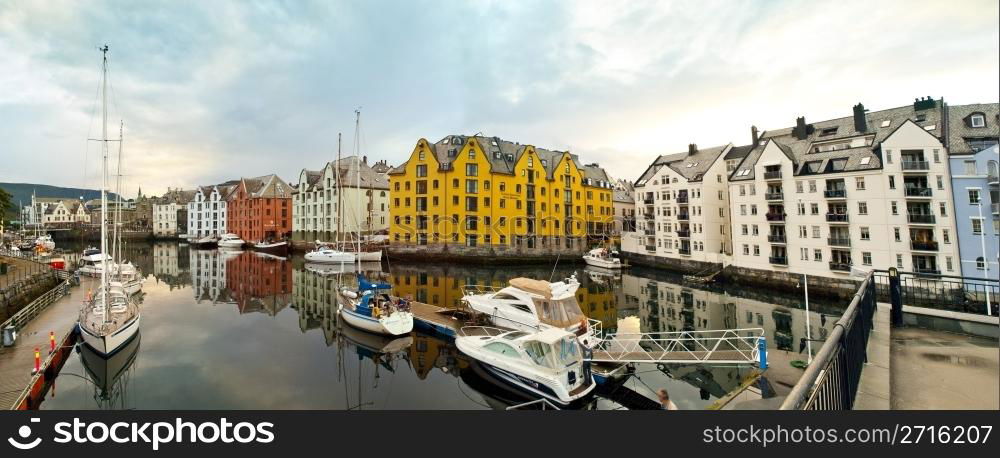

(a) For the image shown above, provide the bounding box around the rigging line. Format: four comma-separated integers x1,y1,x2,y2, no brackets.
83,55,104,191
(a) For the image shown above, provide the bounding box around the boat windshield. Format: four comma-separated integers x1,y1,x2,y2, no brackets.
525,337,580,369
555,337,580,367
524,341,554,368
533,297,585,328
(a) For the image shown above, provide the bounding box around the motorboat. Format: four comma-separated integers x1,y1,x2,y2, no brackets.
462,274,600,348
304,244,356,264
252,240,290,256
217,233,245,249
112,262,144,295
337,275,413,336
35,234,55,251
583,247,622,269
455,326,595,407
78,252,115,277
191,235,218,248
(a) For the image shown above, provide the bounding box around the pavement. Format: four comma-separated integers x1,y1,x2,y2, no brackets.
854,303,891,409
890,326,999,410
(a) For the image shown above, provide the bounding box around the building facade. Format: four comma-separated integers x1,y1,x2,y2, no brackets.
612,179,636,236
728,99,962,283
387,134,614,254
153,189,196,238
226,174,292,243
946,103,999,281
623,144,736,269
187,183,236,239
292,156,390,243
25,197,89,226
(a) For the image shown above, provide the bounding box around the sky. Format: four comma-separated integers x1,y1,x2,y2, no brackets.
1,0,998,197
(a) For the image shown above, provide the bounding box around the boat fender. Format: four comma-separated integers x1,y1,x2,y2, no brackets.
373,306,381,318
342,290,358,299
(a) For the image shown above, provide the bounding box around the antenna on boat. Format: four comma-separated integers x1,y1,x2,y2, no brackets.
548,253,561,282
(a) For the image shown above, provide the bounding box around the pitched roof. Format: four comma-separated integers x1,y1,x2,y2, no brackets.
729,100,948,181
945,103,1000,155
635,144,730,186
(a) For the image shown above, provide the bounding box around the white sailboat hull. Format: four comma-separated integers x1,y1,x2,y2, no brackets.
356,250,382,262
80,314,141,356
305,250,356,263
338,304,413,336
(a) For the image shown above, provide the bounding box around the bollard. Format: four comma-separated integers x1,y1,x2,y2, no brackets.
888,267,903,326
757,337,768,370
33,347,40,374
49,331,55,353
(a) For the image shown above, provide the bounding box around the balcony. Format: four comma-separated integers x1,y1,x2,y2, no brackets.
765,213,786,222
644,228,656,236
824,189,847,199
763,170,782,180
989,173,999,186
992,202,999,215
904,187,932,198
769,256,788,265
767,234,786,243
677,213,690,221
901,160,929,171
676,195,689,204
826,213,849,223
676,230,691,238
829,262,852,272
645,245,656,252
678,247,691,256
765,192,784,201
913,268,941,276
827,237,851,247
643,198,654,205
911,240,939,251
644,213,655,220
907,214,936,224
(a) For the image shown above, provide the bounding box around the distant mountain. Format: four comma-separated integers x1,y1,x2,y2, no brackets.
0,182,123,219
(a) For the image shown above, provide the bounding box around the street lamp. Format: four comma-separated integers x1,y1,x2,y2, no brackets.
976,201,992,316
797,273,813,364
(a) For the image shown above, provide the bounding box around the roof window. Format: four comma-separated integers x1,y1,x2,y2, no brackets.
819,127,839,137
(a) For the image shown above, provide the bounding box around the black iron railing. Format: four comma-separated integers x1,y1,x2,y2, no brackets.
871,270,999,316
780,273,876,410
764,170,782,180
824,189,847,198
768,234,786,243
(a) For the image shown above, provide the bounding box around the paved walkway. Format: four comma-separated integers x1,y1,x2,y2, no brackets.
854,303,891,409
890,326,999,410
0,280,84,409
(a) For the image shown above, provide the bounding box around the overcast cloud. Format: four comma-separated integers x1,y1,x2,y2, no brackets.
1,0,997,196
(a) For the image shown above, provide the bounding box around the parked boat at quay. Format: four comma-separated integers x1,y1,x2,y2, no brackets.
337,275,413,336
455,326,595,407
583,247,623,269
253,240,290,256
217,233,246,249
190,235,218,249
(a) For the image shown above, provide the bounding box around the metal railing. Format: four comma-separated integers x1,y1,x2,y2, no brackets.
871,270,999,316
780,272,876,410
901,160,929,171
826,213,849,222
506,398,561,410
904,187,932,197
676,230,690,238
763,170,782,180
769,256,788,265
0,277,72,332
909,240,939,251
765,192,784,201
907,213,936,224
827,237,851,247
588,328,764,364
824,189,847,198
765,213,786,222
767,234,786,243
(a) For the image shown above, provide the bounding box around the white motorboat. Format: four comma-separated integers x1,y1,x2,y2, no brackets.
35,234,55,251
191,235,218,248
455,326,595,407
78,252,115,277
304,245,356,263
462,275,600,348
217,233,245,249
76,45,141,358
112,262,144,295
582,247,622,269
337,275,413,336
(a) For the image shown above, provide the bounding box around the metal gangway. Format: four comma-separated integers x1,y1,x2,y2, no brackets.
586,328,767,366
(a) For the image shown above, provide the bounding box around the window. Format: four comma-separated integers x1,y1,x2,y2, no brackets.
742,244,749,255
796,181,804,193
862,252,872,266
812,226,820,238
886,150,892,164
968,189,981,204
813,249,822,262
855,177,865,190
484,342,519,358
976,257,986,270
971,114,986,128
810,203,819,215
809,180,817,193
943,229,950,244
800,248,809,260
752,225,759,236
936,176,944,190
753,245,760,256
972,218,983,235
860,227,870,240
799,225,807,238
466,163,478,177
888,176,895,189
896,254,903,269
797,202,805,215
939,202,947,216
894,227,901,242
946,257,953,272
416,164,427,177
741,224,748,235
891,201,898,215
858,202,868,215
740,185,746,196
751,205,758,215
964,161,977,175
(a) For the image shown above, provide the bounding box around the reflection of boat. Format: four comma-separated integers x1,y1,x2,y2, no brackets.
585,265,621,285
339,321,413,355
338,275,413,336
217,233,246,249
455,326,595,407
462,275,599,347
79,331,140,407
583,247,622,269
253,251,288,261
305,261,382,276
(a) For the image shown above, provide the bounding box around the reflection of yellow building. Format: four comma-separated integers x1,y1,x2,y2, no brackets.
388,135,614,250
388,265,617,328
408,333,469,380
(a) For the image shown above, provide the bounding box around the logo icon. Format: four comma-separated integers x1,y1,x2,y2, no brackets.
8,418,42,450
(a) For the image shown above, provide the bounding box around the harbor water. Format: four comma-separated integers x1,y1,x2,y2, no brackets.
39,241,843,410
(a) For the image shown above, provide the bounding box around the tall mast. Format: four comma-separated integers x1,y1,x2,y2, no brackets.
336,133,342,248
353,109,362,255
113,121,123,268
99,45,109,297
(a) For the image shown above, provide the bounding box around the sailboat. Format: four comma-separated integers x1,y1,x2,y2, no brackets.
109,121,144,295
337,274,413,336
304,132,357,264
349,110,382,262
78,45,141,357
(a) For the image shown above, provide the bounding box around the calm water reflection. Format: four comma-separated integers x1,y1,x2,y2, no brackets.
42,241,842,410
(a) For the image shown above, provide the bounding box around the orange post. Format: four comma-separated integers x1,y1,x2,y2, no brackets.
49,332,55,353
33,347,40,374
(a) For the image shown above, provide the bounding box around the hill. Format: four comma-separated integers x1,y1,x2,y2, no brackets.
0,182,123,220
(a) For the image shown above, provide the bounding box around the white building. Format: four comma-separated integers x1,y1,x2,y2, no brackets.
190,248,231,304
153,202,180,237
186,183,237,239
623,144,737,269
727,99,962,282
292,156,390,243
26,197,89,226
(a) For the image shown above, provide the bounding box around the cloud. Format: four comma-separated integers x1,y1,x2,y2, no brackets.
0,0,996,192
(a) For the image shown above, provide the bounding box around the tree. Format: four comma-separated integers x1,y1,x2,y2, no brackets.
0,187,12,222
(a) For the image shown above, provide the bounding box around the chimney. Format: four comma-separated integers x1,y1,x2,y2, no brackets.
751,125,759,147
363,155,367,164
794,116,808,140
853,103,867,133
688,143,698,155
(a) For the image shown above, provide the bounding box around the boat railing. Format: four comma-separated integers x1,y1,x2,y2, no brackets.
458,326,510,338
461,284,506,296
505,398,562,410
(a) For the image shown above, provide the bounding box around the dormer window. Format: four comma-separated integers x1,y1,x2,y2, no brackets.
970,113,986,128
819,127,838,137
493,151,501,159
915,114,927,123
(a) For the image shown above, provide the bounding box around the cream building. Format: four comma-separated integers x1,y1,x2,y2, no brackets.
292,156,390,243
187,183,237,239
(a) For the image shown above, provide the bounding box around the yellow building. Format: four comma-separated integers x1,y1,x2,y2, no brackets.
388,134,615,253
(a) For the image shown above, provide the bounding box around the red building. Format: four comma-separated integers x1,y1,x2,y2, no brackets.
226,174,293,243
